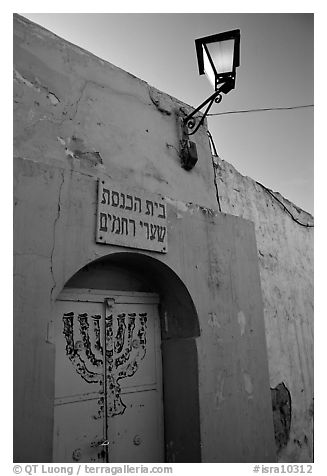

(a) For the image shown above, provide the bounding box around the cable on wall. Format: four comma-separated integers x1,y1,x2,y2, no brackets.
255,181,314,228
207,130,222,212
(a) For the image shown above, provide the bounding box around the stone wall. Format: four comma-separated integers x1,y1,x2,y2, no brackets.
214,157,314,462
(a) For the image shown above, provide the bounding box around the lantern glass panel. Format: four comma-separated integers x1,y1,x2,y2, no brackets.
206,38,235,74
202,45,216,88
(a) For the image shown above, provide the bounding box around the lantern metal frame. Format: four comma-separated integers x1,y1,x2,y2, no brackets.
183,29,240,136
195,29,240,90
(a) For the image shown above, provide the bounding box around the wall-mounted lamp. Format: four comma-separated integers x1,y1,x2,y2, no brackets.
180,29,240,170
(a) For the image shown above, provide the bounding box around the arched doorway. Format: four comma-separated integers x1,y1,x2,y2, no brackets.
53,252,201,463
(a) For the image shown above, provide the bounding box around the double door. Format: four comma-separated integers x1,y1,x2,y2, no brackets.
53,289,164,463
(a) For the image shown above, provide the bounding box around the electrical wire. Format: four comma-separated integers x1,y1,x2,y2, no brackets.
207,130,314,228
207,130,219,158
255,181,314,228
207,131,222,212
207,104,313,117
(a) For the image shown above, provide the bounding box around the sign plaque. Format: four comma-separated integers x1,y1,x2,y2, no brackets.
96,179,168,253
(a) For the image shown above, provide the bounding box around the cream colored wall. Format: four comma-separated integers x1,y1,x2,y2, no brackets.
13,14,216,211
214,157,314,462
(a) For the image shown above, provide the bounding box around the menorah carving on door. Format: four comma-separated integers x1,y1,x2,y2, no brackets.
62,306,147,417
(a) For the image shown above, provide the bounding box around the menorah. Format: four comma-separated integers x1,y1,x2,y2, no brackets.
62,310,147,417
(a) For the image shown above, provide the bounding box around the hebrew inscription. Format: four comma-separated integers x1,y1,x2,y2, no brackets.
96,179,168,253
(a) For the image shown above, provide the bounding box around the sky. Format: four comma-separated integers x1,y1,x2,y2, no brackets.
19,13,314,214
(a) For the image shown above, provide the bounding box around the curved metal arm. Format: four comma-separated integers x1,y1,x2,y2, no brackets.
182,82,230,135
187,94,220,135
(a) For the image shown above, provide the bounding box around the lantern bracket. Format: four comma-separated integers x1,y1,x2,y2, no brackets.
182,79,233,136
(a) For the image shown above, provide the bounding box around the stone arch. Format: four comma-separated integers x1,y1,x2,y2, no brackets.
64,251,201,462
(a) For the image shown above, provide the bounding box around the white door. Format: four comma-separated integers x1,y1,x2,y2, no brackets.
53,289,164,463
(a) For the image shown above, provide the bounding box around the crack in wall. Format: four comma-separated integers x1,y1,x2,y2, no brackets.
14,69,86,128
14,69,41,92
57,135,103,167
50,169,65,299
68,81,88,122
148,87,173,116
67,77,153,123
14,68,61,106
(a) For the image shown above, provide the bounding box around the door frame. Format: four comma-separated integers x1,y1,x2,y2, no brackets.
58,288,160,304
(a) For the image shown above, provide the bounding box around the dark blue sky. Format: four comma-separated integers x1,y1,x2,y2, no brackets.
22,12,314,214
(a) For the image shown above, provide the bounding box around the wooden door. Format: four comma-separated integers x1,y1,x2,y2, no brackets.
53,289,164,463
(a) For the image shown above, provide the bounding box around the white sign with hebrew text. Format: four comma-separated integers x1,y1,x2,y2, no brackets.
96,179,168,253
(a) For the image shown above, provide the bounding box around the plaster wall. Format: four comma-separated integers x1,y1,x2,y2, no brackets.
13,14,277,463
214,158,314,462
13,156,276,463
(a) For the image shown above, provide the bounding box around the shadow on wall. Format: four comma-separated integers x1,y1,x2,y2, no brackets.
271,382,292,455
